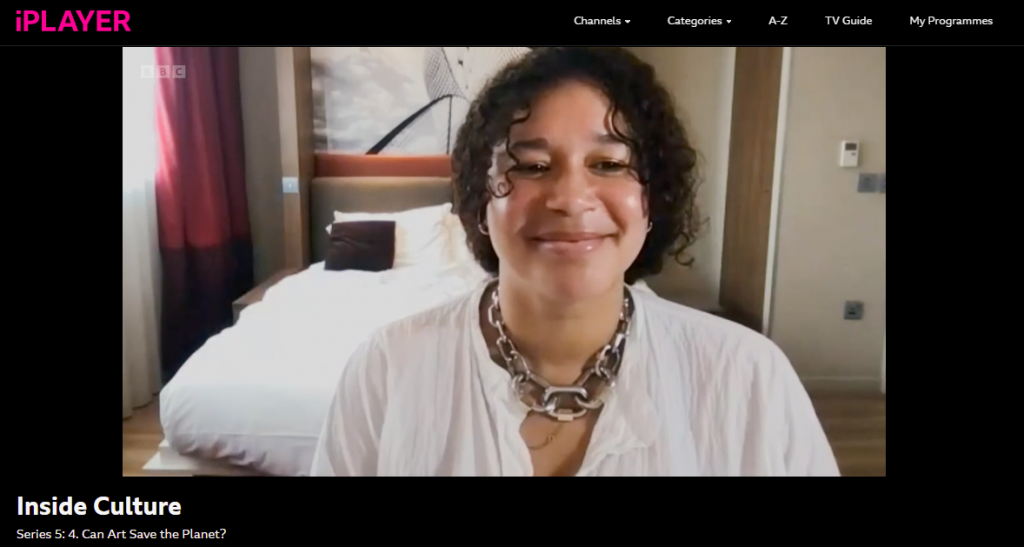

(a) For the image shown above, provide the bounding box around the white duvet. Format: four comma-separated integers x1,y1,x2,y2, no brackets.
159,261,494,476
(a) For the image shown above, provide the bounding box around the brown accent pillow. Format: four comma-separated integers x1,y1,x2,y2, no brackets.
325,220,396,272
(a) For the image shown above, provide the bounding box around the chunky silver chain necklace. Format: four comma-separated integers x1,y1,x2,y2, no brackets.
486,283,633,422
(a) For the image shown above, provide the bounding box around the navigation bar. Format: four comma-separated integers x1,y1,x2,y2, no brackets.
566,16,1010,44
6,12,1016,45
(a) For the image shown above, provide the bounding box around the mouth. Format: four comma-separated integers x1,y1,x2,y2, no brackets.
529,232,612,256
532,231,610,243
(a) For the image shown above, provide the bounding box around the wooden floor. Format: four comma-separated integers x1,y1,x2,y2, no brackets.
812,391,886,476
123,392,885,476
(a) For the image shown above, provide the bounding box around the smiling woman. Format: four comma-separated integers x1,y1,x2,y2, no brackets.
310,47,840,477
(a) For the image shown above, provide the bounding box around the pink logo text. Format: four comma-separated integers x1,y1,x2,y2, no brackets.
16,10,130,31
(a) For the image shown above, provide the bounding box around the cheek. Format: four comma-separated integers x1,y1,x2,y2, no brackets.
604,184,648,228
486,191,532,242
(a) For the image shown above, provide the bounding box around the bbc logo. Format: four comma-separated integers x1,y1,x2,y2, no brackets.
141,65,185,79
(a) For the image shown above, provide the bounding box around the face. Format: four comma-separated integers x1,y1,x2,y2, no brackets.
484,79,648,302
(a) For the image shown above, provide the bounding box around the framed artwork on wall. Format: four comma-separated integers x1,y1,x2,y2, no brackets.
311,47,533,155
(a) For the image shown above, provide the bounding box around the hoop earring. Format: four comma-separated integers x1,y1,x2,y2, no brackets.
647,222,653,233
478,208,490,236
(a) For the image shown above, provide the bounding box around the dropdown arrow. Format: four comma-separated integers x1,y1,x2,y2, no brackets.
624,19,630,23
726,19,731,23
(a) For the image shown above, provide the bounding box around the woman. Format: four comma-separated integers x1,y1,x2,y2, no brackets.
310,47,840,476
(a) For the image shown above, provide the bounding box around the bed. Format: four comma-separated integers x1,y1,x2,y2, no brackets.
145,175,478,476
151,262,494,476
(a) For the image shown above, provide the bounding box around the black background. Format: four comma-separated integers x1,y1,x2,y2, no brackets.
5,41,1016,536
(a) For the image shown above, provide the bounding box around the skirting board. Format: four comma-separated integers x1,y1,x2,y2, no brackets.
142,440,265,477
802,376,883,394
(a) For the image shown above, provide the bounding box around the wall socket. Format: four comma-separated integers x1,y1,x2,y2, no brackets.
857,172,885,193
282,177,299,194
857,173,879,193
843,300,864,320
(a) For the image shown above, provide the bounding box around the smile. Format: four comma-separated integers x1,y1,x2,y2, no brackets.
529,232,611,256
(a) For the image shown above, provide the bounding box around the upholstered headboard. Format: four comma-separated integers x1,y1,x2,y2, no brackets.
309,176,453,263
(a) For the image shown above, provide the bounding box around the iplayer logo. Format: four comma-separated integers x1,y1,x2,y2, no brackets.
15,10,130,31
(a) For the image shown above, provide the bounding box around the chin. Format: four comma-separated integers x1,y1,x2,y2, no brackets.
533,268,621,302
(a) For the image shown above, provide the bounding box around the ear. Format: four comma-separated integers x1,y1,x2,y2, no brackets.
477,204,490,236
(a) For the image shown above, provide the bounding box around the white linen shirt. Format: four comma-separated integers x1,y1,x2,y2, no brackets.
310,282,840,476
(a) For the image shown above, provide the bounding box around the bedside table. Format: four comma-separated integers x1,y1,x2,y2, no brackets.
232,267,302,324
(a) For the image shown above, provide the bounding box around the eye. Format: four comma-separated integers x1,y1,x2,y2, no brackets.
508,163,549,176
593,161,628,172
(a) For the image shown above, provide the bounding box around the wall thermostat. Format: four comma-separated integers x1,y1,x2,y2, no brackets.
839,140,859,168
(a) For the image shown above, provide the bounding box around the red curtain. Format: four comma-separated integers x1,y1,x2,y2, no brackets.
154,47,253,380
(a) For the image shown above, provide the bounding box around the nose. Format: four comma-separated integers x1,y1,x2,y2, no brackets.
544,165,598,216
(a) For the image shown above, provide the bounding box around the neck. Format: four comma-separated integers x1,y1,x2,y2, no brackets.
493,277,625,379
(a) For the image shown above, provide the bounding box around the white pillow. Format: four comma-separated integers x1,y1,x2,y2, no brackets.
327,204,452,269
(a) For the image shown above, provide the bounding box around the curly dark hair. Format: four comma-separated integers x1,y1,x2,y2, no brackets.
451,47,704,285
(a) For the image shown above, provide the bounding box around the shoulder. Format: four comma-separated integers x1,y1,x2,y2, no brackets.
372,285,480,349
350,284,483,376
633,289,779,357
631,289,796,393
333,285,481,405
632,290,838,475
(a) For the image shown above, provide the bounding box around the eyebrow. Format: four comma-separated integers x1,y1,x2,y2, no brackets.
504,133,627,154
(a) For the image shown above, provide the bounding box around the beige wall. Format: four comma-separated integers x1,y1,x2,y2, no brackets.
769,47,886,389
631,46,886,388
239,47,285,283
628,47,735,307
